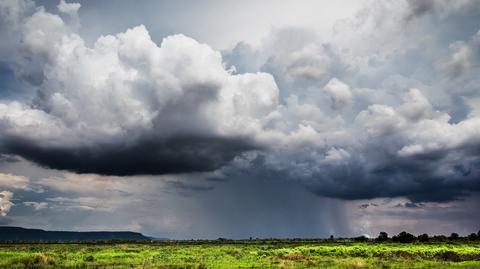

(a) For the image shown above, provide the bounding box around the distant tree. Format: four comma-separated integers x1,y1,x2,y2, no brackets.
467,233,478,241
418,233,429,242
330,235,334,240
353,235,369,242
449,233,459,240
433,235,447,242
478,230,480,238
376,232,388,242
392,231,415,243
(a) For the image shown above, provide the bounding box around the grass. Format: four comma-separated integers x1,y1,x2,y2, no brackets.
0,241,479,268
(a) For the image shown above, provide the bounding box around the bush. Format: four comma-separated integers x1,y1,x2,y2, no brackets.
16,253,55,267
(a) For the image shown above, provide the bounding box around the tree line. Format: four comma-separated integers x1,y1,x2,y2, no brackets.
364,230,480,243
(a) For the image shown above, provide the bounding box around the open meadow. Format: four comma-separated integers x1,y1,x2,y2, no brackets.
0,240,479,269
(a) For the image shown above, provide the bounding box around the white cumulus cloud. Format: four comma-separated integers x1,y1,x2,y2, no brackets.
0,191,13,216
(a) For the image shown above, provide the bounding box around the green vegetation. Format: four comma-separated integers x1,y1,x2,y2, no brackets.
0,240,479,268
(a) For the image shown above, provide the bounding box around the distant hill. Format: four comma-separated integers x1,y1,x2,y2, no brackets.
0,226,152,242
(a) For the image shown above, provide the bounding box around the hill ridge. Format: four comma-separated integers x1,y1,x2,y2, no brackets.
0,226,152,242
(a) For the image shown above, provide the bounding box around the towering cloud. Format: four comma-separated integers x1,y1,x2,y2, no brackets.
0,0,479,203
0,0,278,175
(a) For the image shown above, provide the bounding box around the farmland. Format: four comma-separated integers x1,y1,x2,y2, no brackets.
0,240,479,268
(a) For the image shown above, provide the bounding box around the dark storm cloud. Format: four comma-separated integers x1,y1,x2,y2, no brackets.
368,151,480,202
1,135,258,176
1,0,480,206
320,147,480,202
221,136,480,202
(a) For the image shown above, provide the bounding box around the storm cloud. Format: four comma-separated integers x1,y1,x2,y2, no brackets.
0,0,480,205
1,135,258,175
0,1,277,175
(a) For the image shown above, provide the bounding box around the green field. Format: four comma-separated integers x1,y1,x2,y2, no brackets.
0,241,479,268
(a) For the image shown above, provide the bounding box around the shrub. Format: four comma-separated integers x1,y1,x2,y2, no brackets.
17,253,55,267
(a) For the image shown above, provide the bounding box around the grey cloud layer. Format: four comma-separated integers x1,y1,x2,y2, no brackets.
0,0,480,202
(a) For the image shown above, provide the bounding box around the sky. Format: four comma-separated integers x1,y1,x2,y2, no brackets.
0,0,479,239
